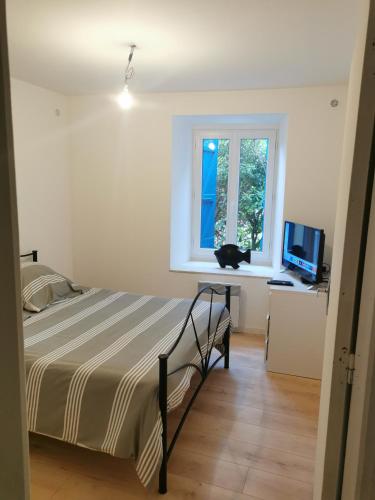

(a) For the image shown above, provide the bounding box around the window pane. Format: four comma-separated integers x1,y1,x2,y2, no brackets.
200,138,229,248
237,138,269,251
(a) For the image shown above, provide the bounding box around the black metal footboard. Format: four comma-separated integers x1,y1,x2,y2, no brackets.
158,285,231,494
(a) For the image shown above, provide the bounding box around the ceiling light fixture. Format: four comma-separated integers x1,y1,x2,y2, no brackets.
118,44,136,110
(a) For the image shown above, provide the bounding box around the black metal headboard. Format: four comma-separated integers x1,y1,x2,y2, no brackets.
20,250,38,262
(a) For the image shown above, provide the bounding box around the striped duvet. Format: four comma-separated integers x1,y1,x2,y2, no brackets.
24,287,230,488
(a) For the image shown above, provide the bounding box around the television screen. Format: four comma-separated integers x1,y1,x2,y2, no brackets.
282,221,325,283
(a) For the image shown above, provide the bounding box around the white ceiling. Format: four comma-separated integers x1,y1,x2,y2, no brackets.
6,0,358,96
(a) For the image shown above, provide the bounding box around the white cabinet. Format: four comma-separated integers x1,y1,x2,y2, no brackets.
265,273,327,379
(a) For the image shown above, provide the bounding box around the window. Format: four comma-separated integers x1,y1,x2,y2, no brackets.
192,129,277,264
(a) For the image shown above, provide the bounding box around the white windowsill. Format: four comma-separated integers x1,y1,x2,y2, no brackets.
170,261,274,278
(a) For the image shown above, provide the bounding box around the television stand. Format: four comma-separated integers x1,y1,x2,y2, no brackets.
300,276,313,285
280,267,329,288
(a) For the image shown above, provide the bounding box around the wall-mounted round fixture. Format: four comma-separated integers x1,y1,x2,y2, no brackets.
330,99,339,108
118,44,136,110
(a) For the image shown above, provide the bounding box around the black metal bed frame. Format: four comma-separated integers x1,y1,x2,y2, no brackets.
20,250,231,495
20,250,38,262
158,284,231,494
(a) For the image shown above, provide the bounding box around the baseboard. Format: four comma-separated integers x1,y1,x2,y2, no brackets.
233,327,265,336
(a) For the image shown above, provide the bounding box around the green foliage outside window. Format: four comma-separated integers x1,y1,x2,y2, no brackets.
214,138,268,251
214,139,229,248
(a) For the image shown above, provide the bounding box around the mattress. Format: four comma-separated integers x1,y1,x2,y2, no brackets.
23,287,230,488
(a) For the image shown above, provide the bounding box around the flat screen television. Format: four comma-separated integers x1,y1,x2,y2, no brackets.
282,221,325,284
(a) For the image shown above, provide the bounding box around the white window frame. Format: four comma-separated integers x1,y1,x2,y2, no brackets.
191,128,277,265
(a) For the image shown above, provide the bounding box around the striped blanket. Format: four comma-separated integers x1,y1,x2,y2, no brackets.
24,288,230,488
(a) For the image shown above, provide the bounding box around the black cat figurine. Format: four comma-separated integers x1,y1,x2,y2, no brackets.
214,244,251,269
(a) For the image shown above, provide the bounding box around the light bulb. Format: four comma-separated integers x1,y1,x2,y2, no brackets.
118,85,133,109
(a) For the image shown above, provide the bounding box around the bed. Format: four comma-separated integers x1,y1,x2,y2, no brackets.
21,251,232,493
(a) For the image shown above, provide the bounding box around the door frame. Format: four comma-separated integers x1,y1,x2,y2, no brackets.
342,137,375,499
317,2,375,498
341,4,375,493
0,1,30,498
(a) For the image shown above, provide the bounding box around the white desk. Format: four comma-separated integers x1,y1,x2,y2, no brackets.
265,271,328,379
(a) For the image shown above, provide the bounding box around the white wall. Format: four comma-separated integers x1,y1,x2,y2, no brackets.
314,0,370,497
11,79,73,275
69,86,347,332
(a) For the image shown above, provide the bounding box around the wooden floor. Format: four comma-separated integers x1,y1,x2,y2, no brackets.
30,333,321,500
